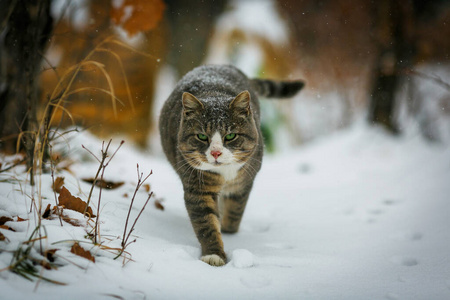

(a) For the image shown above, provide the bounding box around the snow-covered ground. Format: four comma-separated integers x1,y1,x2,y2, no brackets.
1,123,449,300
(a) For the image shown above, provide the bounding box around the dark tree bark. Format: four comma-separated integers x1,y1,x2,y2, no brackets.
368,0,415,133
164,0,226,77
0,0,53,184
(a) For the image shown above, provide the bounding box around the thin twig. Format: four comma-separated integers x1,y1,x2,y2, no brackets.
82,140,124,243
82,141,108,216
404,69,450,92
0,158,26,173
116,166,152,261
81,145,101,163
123,192,153,248
49,145,63,226
93,140,111,243
121,165,152,248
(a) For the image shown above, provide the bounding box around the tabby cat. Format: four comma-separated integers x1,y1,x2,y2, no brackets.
159,65,304,266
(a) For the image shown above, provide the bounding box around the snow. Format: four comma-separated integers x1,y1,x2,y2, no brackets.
216,0,289,45
232,249,254,268
1,123,449,299
51,0,90,32
204,0,288,76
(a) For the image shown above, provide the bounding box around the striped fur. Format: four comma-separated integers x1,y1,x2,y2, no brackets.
159,65,303,266
251,78,304,99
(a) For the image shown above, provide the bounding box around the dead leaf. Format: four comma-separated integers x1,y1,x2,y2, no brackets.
58,187,95,217
0,232,7,242
154,199,164,211
13,157,25,165
54,205,84,226
82,178,124,190
123,193,128,198
0,216,13,225
61,215,83,227
45,248,58,262
111,0,166,37
143,183,150,193
42,204,52,219
71,242,95,263
0,225,14,231
16,216,27,222
40,259,53,270
52,153,74,173
51,152,61,162
53,177,65,193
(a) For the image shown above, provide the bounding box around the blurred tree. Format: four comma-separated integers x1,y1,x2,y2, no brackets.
278,0,375,129
368,0,450,133
368,0,415,133
0,0,53,183
278,0,450,135
164,0,226,77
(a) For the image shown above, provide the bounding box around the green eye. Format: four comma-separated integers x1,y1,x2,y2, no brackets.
225,133,236,141
197,134,208,141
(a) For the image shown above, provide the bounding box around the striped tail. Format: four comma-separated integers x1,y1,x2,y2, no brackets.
251,79,305,99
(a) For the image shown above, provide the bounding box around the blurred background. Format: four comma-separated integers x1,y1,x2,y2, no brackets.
1,0,450,153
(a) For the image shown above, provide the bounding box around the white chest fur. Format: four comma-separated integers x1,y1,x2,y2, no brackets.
212,162,243,181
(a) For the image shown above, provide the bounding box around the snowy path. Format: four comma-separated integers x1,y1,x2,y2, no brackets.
1,125,449,299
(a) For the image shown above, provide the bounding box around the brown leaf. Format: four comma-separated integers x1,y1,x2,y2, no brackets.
0,225,14,231
55,205,83,226
13,157,25,165
53,177,65,193
82,178,124,190
40,259,53,270
61,215,83,227
123,193,128,198
42,204,52,219
58,187,95,217
143,183,151,193
111,0,166,37
154,199,164,211
71,242,95,263
45,248,58,262
51,152,61,162
0,216,13,225
0,232,7,241
16,216,27,222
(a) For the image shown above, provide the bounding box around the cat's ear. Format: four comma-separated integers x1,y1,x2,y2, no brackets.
182,92,204,116
230,90,251,116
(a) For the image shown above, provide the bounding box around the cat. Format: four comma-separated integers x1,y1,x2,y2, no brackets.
159,65,304,266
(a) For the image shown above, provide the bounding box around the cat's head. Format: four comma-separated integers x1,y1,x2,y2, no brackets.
177,90,259,175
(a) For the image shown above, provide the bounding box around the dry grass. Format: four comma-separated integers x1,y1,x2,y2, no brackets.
1,36,155,285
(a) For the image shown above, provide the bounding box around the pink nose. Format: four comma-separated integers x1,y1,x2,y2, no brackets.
211,151,222,160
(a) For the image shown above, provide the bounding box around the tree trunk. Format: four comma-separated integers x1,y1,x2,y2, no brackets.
368,0,415,133
0,0,53,184
164,0,226,77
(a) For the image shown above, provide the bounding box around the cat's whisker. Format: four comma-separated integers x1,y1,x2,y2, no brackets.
175,158,196,171
175,158,202,176
241,164,257,178
233,150,253,154
246,156,263,164
187,163,199,185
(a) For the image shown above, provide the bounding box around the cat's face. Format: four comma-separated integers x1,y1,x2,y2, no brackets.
178,91,258,178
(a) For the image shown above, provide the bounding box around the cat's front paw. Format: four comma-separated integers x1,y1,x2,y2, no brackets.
201,254,226,266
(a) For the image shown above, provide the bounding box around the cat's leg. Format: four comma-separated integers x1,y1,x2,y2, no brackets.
183,174,226,266
220,182,253,233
